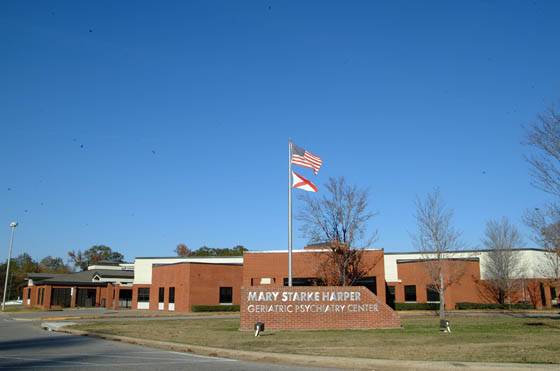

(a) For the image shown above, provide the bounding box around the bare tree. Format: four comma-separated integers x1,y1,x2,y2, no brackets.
175,243,192,257
297,176,378,286
412,188,464,324
481,218,525,304
524,210,560,282
524,106,560,285
525,107,560,197
68,246,124,271
525,280,543,308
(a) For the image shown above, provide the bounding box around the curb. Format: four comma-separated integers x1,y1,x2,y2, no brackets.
44,323,558,371
40,312,240,321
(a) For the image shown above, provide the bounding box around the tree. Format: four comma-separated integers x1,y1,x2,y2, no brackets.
175,243,192,257
413,188,464,325
68,245,124,271
526,280,544,308
481,218,525,304
297,176,378,286
15,253,39,273
190,245,248,256
525,212,560,283
67,250,85,271
39,256,71,274
524,106,560,285
0,253,40,301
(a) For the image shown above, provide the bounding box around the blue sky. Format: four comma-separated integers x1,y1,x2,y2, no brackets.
1,1,559,263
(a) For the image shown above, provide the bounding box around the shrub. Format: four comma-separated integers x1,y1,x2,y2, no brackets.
455,302,534,310
191,305,240,312
395,302,440,311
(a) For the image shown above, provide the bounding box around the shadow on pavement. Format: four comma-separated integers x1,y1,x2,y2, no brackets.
0,353,101,369
0,333,93,352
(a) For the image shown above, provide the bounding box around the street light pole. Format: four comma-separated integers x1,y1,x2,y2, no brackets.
2,222,18,311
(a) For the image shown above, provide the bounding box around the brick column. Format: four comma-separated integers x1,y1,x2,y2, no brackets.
44,286,52,310
71,286,77,308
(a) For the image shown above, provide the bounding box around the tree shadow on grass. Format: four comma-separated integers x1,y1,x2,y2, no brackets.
524,321,560,329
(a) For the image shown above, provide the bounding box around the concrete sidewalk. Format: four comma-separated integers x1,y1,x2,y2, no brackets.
6,307,239,322
46,322,558,371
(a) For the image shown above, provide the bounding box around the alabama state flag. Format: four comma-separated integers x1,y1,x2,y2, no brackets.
292,171,318,192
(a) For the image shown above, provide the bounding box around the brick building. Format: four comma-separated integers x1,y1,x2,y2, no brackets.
131,256,243,311
244,247,560,309
242,248,387,304
23,247,560,312
23,263,134,310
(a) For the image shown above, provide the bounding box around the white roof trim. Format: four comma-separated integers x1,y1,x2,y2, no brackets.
246,248,383,254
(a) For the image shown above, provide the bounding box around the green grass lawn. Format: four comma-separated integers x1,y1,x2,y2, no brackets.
2,305,44,313
70,315,560,364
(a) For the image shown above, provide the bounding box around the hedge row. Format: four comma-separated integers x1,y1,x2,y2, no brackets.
395,302,439,310
191,305,240,312
395,302,535,310
455,302,534,310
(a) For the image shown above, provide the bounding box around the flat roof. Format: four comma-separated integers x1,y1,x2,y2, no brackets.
384,247,545,255
397,257,480,264
245,248,383,254
135,256,243,259
153,261,243,267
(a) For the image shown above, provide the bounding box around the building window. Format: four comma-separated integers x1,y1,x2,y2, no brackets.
283,277,321,286
158,287,165,303
404,285,417,302
219,287,233,304
138,288,150,302
551,286,557,300
51,288,72,307
354,276,377,295
27,289,31,299
169,287,175,304
540,283,546,306
426,287,440,302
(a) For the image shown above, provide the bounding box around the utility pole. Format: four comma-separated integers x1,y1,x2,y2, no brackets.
2,222,18,311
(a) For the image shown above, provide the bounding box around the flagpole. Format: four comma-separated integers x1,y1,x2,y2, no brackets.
288,139,293,287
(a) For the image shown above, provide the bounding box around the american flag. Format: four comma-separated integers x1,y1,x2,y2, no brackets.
291,143,322,174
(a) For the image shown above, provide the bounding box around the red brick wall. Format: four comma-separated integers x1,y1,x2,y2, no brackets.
43,286,52,309
189,263,242,307
394,259,482,309
132,284,151,310
499,278,560,309
149,263,243,312
22,287,31,306
240,286,400,330
151,264,190,311
242,250,386,304
106,284,115,309
25,284,118,310
24,286,44,308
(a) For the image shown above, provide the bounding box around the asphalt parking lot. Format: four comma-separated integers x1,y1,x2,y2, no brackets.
0,313,332,370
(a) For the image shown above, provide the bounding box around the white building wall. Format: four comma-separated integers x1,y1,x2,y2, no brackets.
384,249,549,282
133,257,244,285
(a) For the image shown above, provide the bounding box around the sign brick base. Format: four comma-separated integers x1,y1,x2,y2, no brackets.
240,286,401,330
